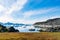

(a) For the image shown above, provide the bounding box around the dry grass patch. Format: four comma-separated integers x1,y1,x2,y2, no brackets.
0,32,59,40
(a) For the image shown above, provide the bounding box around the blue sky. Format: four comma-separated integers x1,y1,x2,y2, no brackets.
0,0,60,24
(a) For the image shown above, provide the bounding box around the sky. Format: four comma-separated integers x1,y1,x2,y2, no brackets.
0,0,60,24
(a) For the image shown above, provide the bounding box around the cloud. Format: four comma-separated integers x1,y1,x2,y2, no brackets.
0,0,60,24
49,16,60,19
0,0,28,15
19,7,60,24
0,6,60,24
0,15,13,23
14,25,36,32
0,0,28,23
2,0,27,14
0,4,5,12
23,7,60,18
0,0,17,7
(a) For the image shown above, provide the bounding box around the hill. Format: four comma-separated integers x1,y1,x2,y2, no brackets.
34,18,60,25
0,24,19,32
34,18,60,32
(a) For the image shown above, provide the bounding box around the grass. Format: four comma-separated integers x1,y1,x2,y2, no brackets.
0,32,60,40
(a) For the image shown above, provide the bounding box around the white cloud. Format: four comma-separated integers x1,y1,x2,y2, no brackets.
0,0,27,15
0,4,5,12
2,0,27,14
23,7,59,18
0,14,15,23
0,0,60,24
49,16,60,19
0,7,59,24
0,0,28,23
20,7,60,24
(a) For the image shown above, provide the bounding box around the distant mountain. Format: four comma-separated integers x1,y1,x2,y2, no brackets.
0,22,32,27
34,18,60,25
0,22,25,27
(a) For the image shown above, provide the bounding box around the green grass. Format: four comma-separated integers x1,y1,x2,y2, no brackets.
0,32,60,40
